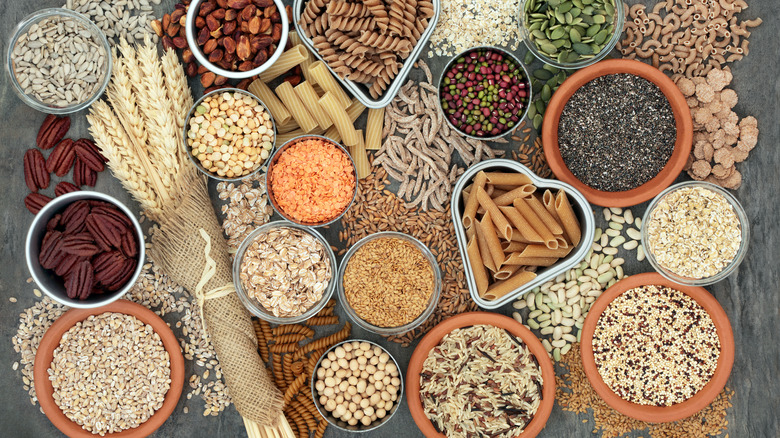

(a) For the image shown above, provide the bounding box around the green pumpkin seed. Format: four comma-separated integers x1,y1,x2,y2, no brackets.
540,42,557,54
557,71,568,83
533,113,544,130
593,14,606,24
566,51,580,62
587,24,600,36
570,7,582,18
557,50,569,63
541,84,552,101
527,102,537,119
550,27,566,39
524,50,536,65
570,28,581,43
594,28,610,45
533,68,553,80
532,29,547,40
572,0,584,7
557,2,573,13
535,99,545,114
573,42,593,54
532,79,544,93
565,11,573,24
528,21,542,31
604,2,615,15
582,0,593,4
543,64,560,73
583,5,594,14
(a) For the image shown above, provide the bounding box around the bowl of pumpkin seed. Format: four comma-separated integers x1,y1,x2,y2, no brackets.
519,0,624,69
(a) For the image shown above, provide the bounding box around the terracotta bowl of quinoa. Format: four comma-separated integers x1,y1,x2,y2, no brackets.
580,272,734,423
542,59,693,207
407,312,555,438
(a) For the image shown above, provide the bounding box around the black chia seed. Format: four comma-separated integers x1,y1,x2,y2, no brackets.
557,74,676,192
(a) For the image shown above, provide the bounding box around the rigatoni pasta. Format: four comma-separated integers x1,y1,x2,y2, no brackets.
259,45,310,83
276,81,319,133
294,81,333,130
248,79,292,126
319,91,359,146
459,169,583,300
348,130,371,179
365,107,384,150
309,62,352,108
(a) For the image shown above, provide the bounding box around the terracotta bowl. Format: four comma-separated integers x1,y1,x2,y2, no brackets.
541,59,693,207
407,312,555,438
580,273,734,423
34,300,185,438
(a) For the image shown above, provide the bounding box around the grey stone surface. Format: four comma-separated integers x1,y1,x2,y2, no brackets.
0,0,777,437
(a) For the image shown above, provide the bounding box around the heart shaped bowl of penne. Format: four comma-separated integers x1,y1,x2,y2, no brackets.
451,159,595,309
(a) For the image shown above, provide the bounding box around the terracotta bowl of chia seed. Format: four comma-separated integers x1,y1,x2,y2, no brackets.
542,59,693,207
580,273,734,423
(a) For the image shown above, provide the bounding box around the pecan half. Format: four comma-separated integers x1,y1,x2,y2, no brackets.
86,213,123,249
54,181,80,197
39,230,64,269
36,115,70,150
54,253,85,277
93,251,127,286
61,233,100,257
120,229,139,258
61,200,90,234
46,214,62,231
46,138,77,176
105,258,137,291
65,260,94,300
74,140,105,172
73,159,98,187
25,192,52,214
24,149,50,192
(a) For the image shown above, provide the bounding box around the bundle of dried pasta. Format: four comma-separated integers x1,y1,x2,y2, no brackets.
299,0,434,98
618,0,762,77
460,170,581,301
86,37,284,428
251,301,353,438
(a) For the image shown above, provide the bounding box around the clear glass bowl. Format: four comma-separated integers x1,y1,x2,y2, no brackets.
6,8,111,114
232,221,337,324
437,45,533,141
310,339,404,432
337,232,442,336
184,88,277,182
265,135,358,227
519,0,624,69
641,181,750,286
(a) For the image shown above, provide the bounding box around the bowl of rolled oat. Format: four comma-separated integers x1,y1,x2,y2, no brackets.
641,181,749,286
33,300,185,437
233,221,336,324
580,273,734,423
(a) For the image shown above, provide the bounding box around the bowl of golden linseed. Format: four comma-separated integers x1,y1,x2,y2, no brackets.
337,232,441,335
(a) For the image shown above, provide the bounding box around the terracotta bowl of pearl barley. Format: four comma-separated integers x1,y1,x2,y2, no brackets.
580,273,734,423
542,59,693,207
34,300,184,438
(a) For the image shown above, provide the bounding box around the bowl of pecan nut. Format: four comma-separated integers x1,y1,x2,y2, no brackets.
25,191,145,309
185,0,289,80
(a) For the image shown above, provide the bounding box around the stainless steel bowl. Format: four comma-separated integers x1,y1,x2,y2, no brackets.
25,191,145,309
311,340,404,432
292,0,440,108
451,159,595,309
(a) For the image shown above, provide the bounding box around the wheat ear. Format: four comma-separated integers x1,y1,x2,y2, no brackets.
87,101,162,218
161,48,195,176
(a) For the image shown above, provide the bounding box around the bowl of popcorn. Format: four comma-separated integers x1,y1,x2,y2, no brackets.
233,221,336,324
185,88,276,181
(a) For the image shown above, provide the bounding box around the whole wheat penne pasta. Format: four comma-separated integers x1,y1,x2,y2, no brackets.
276,81,318,133
524,194,563,235
555,190,582,246
294,81,333,130
475,218,497,273
491,189,508,198
492,185,537,206
517,244,572,259
248,79,291,125
483,270,537,300
365,108,384,150
309,61,352,108
493,184,531,191
466,235,489,296
462,171,486,228
542,189,559,219
466,223,476,241
501,241,527,253
348,130,371,179
510,233,535,244
479,211,505,270
485,185,495,196
512,198,559,249
259,45,309,83
498,206,544,243
494,264,521,281
484,172,533,186
319,92,359,146
476,186,512,241
503,253,559,267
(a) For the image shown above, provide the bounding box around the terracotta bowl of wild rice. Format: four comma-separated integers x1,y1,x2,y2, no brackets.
33,300,185,438
407,312,555,438
580,273,735,423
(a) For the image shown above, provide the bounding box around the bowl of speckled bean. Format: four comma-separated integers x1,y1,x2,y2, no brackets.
542,59,693,207
580,272,734,423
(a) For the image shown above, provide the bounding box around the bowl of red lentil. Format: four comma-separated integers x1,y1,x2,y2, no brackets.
266,135,358,227
184,88,276,182
641,181,749,286
337,232,442,336
580,272,735,423
541,59,693,207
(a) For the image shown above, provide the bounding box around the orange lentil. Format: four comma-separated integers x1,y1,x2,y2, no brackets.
269,139,356,224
